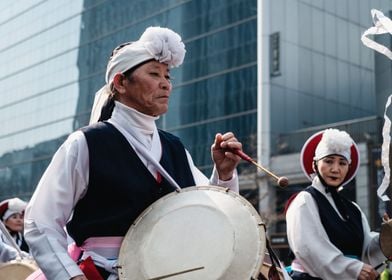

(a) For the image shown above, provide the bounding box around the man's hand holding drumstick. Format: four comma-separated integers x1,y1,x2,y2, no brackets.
211,132,242,181
211,132,289,187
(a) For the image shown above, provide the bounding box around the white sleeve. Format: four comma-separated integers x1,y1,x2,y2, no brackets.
24,131,89,279
286,191,363,279
185,150,239,193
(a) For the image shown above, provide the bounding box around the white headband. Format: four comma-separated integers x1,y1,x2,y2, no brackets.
89,26,186,124
314,129,353,163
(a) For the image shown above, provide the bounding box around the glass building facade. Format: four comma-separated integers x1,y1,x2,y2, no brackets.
0,0,258,201
267,0,392,153
0,0,84,201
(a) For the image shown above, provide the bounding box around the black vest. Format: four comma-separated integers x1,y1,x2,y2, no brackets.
67,122,195,246
305,186,364,258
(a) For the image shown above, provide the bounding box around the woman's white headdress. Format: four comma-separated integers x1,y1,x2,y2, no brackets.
0,198,27,221
314,128,353,163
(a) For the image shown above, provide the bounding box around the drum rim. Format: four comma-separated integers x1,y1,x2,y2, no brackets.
0,259,38,278
132,186,264,227
0,259,37,269
118,185,266,279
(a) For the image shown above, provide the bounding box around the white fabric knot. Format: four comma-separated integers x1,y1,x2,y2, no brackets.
140,26,186,67
314,128,353,162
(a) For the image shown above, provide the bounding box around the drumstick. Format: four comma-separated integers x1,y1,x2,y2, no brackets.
233,149,289,188
148,266,205,280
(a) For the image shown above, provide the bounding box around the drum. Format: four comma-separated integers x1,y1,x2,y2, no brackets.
118,186,266,280
0,259,38,280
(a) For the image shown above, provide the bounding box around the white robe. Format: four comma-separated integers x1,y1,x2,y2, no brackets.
286,177,385,279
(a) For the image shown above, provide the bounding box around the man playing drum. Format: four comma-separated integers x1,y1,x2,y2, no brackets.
24,26,243,280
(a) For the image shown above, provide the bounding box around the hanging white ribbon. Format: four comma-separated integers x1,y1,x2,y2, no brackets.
361,9,392,59
361,9,391,201
379,95,392,201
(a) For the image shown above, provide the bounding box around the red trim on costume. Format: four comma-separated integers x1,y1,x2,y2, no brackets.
156,172,162,184
79,256,104,280
284,192,300,214
0,201,9,219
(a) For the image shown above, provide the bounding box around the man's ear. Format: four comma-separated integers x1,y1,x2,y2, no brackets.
112,73,127,94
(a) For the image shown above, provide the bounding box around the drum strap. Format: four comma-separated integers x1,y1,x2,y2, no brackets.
263,238,292,280
266,239,280,272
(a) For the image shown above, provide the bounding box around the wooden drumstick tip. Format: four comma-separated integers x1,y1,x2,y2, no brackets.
277,176,289,188
233,149,289,187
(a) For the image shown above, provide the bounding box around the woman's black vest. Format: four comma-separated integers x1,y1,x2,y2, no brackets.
305,186,364,258
67,122,195,246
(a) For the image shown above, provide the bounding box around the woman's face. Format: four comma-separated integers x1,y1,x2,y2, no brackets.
315,155,350,187
5,213,24,233
117,60,172,116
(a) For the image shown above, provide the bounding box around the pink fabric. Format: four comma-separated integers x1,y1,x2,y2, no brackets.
81,236,123,250
68,242,82,261
291,258,306,273
25,269,46,280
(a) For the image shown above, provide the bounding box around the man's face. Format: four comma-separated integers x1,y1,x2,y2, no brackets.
119,60,172,116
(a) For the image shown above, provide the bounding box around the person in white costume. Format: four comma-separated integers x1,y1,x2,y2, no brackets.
24,27,243,280
0,198,29,254
286,129,386,280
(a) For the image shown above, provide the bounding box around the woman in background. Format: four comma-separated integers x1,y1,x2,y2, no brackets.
286,129,386,280
0,197,29,253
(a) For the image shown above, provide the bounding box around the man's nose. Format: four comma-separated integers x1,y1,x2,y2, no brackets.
160,79,171,90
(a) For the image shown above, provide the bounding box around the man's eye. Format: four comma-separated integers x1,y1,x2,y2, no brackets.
150,72,159,76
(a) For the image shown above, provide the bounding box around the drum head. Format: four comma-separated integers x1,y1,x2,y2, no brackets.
118,186,265,280
0,259,37,280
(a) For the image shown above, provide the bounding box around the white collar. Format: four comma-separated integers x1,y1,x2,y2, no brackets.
111,101,158,135
312,176,344,194
109,101,161,152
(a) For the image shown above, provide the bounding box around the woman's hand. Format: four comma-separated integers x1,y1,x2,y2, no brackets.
211,132,242,181
358,263,378,280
